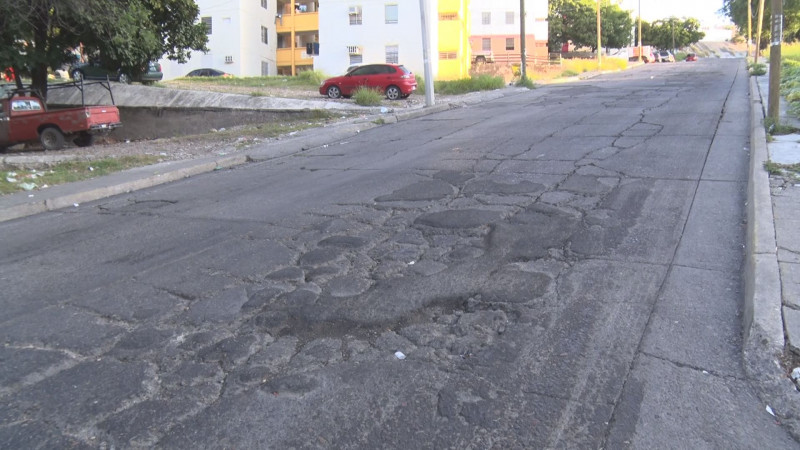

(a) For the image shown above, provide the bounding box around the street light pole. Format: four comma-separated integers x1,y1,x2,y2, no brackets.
418,0,434,106
638,0,642,62
520,0,527,80
768,0,783,120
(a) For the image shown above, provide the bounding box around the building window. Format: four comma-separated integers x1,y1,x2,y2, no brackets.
505,38,515,50
350,54,363,65
439,51,457,60
261,26,268,44
439,12,457,20
385,4,398,24
201,16,212,35
481,12,491,25
385,45,398,64
481,38,491,51
349,6,362,25
506,11,514,24
261,0,268,9
262,61,269,75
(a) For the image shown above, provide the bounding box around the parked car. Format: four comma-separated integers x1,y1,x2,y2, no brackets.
69,60,163,85
319,64,417,100
0,88,121,150
643,52,657,63
185,68,232,78
685,53,698,62
658,50,675,63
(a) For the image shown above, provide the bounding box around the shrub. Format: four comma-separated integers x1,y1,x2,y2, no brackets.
296,70,327,85
749,62,767,76
560,69,579,77
515,76,536,89
353,87,383,106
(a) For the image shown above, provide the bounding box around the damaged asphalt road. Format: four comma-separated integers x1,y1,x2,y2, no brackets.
1,58,797,448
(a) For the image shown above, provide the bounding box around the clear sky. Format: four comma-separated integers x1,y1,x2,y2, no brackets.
618,0,729,25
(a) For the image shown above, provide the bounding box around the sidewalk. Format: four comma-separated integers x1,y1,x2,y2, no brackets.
747,74,800,435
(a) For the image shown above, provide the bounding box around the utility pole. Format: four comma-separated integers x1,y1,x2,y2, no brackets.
596,0,601,70
638,0,642,62
755,0,765,64
520,0,527,80
419,0,434,106
747,0,752,58
768,0,782,120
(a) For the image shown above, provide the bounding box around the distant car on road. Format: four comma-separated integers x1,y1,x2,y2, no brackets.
685,53,698,62
658,50,675,63
70,60,163,85
319,63,417,100
185,68,232,78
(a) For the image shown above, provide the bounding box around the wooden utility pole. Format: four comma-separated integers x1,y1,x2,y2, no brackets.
638,0,642,62
747,0,752,58
768,0,782,120
596,0,601,70
755,0,765,64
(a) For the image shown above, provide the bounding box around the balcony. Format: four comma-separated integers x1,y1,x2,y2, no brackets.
276,11,318,33
277,47,315,67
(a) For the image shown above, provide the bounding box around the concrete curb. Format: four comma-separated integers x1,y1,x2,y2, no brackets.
744,75,800,439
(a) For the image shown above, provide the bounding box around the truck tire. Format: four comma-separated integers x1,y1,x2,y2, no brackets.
73,131,95,147
475,56,486,64
40,127,65,150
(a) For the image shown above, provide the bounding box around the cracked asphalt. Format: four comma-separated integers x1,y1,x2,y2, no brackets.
2,58,798,448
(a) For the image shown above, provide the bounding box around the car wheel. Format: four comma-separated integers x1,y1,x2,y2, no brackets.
40,127,65,150
73,131,95,148
71,70,83,81
385,85,401,100
475,56,486,65
327,86,341,99
118,73,131,84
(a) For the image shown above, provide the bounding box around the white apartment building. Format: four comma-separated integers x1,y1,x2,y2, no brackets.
316,0,439,78
159,0,278,80
469,0,549,64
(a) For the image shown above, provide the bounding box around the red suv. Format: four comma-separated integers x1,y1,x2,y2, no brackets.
319,64,417,100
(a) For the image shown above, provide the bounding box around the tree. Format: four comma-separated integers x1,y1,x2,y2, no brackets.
722,0,800,46
601,3,634,50
0,0,207,100
548,0,634,53
644,18,705,50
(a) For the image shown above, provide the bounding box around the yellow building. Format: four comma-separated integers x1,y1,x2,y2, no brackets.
437,0,471,80
276,0,319,75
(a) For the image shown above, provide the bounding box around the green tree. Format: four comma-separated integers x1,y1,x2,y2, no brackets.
0,0,207,100
645,17,705,50
722,0,800,46
549,0,634,52
601,3,634,50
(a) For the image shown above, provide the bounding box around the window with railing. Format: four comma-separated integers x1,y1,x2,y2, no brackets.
261,26,268,44
201,16,212,34
482,38,491,51
262,61,269,75
261,0,268,9
506,11,514,24
482,12,490,25
385,45,398,64
349,6,362,25
505,38,514,50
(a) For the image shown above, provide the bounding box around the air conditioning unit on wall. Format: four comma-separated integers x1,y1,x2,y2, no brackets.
347,46,362,55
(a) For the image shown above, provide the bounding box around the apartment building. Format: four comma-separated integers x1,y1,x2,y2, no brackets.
276,0,320,75
316,0,470,81
159,0,278,80
469,0,549,65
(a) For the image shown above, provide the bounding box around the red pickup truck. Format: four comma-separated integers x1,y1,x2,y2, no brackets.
0,92,121,150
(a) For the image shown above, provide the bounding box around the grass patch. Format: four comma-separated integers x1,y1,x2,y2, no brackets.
515,76,536,89
416,74,505,95
764,116,799,135
764,160,800,178
560,69,579,78
749,62,767,76
1,155,161,195
353,87,383,106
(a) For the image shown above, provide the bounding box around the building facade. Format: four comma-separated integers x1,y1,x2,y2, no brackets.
276,0,320,75
469,0,549,65
159,0,278,80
